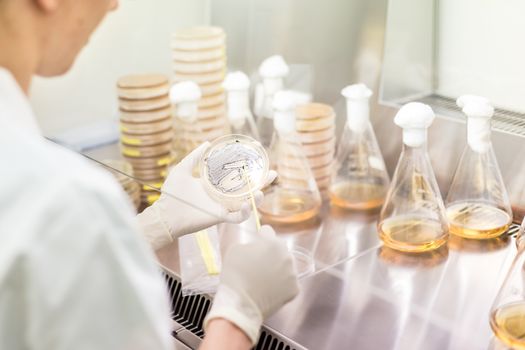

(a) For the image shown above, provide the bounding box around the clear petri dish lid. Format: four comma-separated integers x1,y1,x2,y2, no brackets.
200,134,269,203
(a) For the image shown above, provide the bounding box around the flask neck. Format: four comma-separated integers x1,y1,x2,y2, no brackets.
402,136,428,153
274,110,295,135
467,117,492,153
260,78,284,120
226,90,250,127
346,99,370,133
402,128,428,148
176,101,198,122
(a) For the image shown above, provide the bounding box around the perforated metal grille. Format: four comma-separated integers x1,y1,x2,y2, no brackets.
164,273,211,338
256,330,296,350
163,272,306,350
506,223,521,238
413,94,525,137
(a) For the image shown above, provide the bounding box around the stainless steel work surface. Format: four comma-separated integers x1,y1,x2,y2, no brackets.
266,241,514,349
156,206,519,350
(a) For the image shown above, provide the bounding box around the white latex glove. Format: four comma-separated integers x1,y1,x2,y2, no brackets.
137,142,277,249
204,225,299,345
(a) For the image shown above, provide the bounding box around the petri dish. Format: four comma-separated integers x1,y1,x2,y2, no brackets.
173,26,224,40
283,138,335,157
133,166,168,181
120,128,173,147
123,153,172,169
312,164,333,178
198,82,224,97
173,69,226,85
172,47,225,63
200,134,269,211
297,125,335,144
117,74,168,90
141,189,161,205
295,103,334,120
307,151,335,168
121,141,172,158
173,59,226,74
281,151,334,169
120,117,173,135
117,82,169,100
120,106,172,124
198,92,226,109
172,26,225,51
315,175,332,189
295,114,336,132
119,95,171,112
197,105,226,120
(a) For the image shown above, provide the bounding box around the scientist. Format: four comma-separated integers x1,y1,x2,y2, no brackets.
0,1,299,349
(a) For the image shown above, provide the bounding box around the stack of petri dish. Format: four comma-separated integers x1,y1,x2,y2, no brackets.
103,160,141,210
295,103,336,198
117,74,173,206
172,26,229,155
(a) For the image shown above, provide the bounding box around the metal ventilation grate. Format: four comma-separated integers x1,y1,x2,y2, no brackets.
164,273,211,338
413,94,525,138
506,223,521,238
163,272,306,350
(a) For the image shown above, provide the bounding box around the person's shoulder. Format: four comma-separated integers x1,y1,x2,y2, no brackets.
0,134,139,257
0,133,129,214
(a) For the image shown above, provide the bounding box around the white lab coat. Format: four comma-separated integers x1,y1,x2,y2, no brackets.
0,68,173,350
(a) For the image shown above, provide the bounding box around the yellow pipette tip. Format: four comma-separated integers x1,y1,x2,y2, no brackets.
195,230,220,275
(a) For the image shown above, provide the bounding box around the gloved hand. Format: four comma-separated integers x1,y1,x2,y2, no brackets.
137,142,276,249
204,225,300,345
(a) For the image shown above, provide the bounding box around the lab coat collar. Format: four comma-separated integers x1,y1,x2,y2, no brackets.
0,67,41,137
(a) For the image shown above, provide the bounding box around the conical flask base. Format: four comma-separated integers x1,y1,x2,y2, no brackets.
446,202,511,239
378,215,448,253
490,301,525,350
259,188,320,224
329,180,387,211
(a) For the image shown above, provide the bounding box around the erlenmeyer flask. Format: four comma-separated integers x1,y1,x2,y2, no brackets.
170,81,203,158
490,219,525,349
329,83,390,211
254,55,289,149
258,90,321,224
378,103,448,253
446,95,512,240
223,71,260,139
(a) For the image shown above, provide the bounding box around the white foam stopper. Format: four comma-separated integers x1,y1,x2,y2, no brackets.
223,71,251,91
170,81,201,122
223,71,251,128
341,83,373,133
457,95,494,153
259,55,290,79
394,102,435,147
